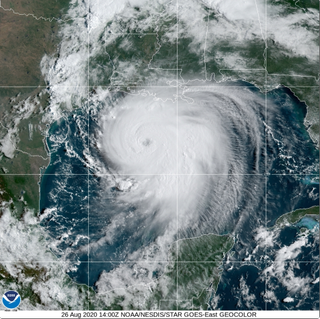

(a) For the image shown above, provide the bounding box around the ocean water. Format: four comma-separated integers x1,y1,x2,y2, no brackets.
213,260,319,310
39,82,319,308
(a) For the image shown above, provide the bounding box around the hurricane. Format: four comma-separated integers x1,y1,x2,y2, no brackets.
0,0,319,311
36,0,319,309
75,84,264,262
40,76,319,308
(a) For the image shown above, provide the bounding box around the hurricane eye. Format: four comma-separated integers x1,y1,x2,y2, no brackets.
142,138,152,146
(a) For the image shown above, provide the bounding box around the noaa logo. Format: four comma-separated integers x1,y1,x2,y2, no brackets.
2,290,21,309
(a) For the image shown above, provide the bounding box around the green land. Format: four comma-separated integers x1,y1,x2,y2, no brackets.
276,205,319,227
0,0,70,214
147,234,234,310
89,1,319,143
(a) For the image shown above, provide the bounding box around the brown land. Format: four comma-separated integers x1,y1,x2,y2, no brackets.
0,0,69,86
0,1,70,212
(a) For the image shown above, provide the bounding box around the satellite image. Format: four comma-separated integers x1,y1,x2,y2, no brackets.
0,0,319,315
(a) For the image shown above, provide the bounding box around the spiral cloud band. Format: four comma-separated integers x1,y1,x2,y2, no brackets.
95,85,266,240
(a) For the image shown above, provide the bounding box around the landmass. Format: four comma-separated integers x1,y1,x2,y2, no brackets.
0,0,318,311
147,234,234,310
276,205,319,227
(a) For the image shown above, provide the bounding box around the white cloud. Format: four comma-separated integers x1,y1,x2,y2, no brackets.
0,202,102,310
283,297,294,303
0,128,17,159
